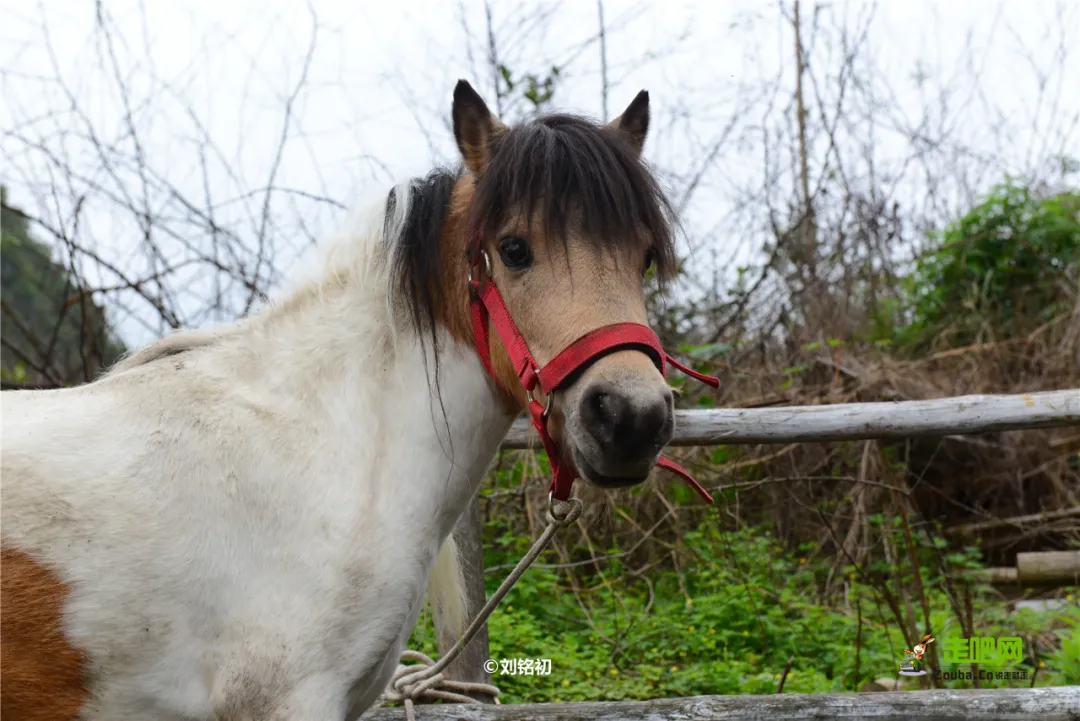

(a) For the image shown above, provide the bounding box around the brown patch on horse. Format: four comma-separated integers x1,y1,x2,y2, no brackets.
1,545,88,721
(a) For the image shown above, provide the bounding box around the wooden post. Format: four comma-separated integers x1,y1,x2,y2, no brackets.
365,686,1080,720
436,494,495,702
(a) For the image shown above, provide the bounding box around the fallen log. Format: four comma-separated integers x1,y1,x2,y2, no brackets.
970,551,1080,586
364,687,1080,720
1016,551,1080,584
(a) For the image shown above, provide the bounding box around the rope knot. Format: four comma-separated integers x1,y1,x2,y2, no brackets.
546,495,583,526
377,650,501,721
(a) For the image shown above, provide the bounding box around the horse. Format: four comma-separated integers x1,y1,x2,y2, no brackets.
0,80,712,720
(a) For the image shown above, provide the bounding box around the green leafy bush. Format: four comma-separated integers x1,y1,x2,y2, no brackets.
889,180,1078,352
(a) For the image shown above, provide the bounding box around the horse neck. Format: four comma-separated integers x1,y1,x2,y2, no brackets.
241,269,516,541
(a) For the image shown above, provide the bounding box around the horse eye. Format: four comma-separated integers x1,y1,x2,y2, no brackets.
498,236,533,270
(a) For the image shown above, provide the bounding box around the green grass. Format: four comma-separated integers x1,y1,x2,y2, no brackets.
407,523,1079,703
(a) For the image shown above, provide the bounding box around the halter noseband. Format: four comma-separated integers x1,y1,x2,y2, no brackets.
467,239,719,504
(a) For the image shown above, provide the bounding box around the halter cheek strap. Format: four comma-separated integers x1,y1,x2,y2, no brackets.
467,246,719,504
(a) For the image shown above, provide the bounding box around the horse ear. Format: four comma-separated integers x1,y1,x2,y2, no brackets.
452,80,507,174
608,90,649,156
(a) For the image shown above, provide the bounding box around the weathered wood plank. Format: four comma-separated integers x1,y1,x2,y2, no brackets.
364,687,1080,720
500,390,1080,449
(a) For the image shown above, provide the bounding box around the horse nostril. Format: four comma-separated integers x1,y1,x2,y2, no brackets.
580,384,673,459
581,387,625,448
633,395,673,450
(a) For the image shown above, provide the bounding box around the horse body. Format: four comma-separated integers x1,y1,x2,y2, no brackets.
1,198,511,719
2,80,684,720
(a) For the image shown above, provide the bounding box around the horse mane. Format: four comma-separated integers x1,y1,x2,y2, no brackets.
386,168,462,342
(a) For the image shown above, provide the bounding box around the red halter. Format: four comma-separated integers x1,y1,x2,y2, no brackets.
467,243,719,504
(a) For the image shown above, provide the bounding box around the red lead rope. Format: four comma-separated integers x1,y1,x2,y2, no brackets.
468,249,720,504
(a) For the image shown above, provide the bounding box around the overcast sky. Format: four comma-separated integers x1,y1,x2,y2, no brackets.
2,0,1077,346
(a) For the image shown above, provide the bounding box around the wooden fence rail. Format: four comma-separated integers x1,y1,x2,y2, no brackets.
366,687,1080,720
500,390,1080,449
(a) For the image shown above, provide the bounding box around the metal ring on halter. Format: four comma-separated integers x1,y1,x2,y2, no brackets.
547,492,585,525
466,249,493,284
528,386,555,419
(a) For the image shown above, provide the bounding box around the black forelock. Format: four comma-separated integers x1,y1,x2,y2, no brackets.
466,112,678,279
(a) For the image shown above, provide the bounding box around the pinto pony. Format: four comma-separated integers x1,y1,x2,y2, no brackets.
1,81,711,720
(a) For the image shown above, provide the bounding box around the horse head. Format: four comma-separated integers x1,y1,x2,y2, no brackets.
446,80,709,496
